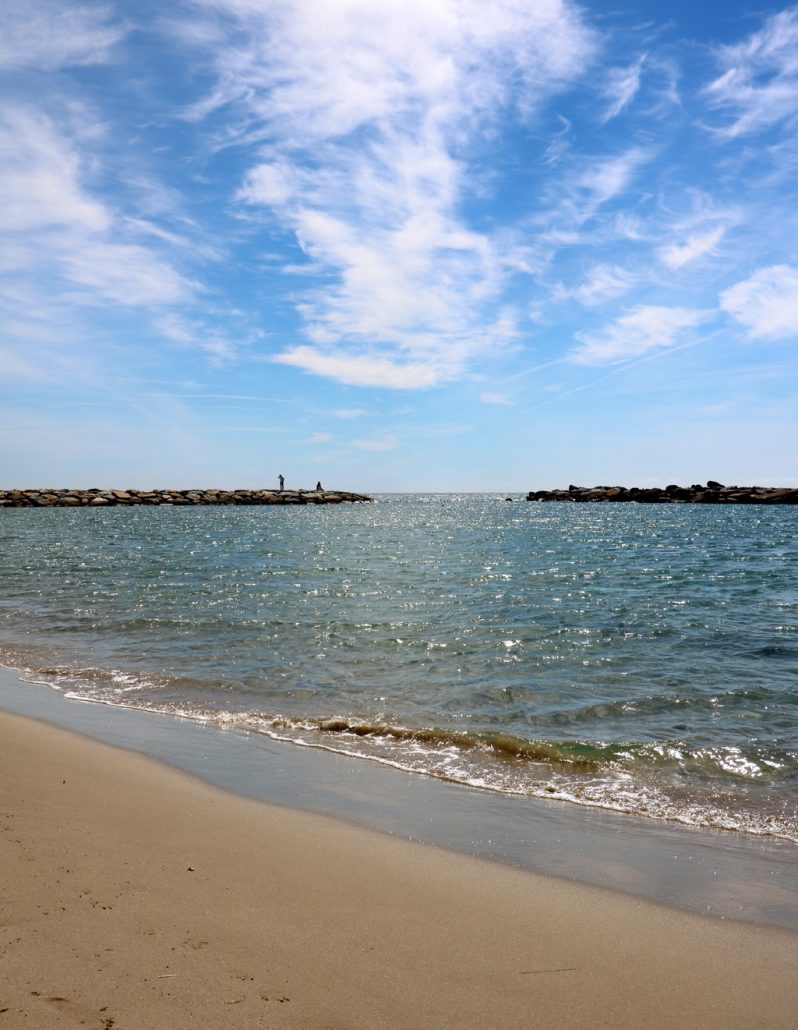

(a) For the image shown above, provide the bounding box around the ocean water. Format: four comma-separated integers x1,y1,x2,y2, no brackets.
1,495,796,842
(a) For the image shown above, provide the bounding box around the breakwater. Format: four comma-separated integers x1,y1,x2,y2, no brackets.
527,480,798,504
0,487,372,507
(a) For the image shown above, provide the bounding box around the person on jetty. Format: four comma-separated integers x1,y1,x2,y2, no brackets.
278,474,284,492
316,481,322,491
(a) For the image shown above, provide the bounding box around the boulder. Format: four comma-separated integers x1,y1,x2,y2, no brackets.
762,489,798,503
525,481,798,504
0,486,373,507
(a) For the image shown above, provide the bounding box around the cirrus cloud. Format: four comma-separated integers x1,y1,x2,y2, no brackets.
571,305,708,365
720,264,798,339
704,6,798,139
0,0,124,72
659,226,726,270
198,0,597,387
272,346,446,389
601,54,646,123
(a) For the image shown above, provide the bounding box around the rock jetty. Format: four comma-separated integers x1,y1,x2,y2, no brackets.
0,488,372,508
526,481,798,504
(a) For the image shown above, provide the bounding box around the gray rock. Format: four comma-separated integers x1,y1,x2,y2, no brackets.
526,482,797,505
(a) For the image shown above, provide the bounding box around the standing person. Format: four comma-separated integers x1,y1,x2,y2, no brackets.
316,481,322,491
278,474,284,492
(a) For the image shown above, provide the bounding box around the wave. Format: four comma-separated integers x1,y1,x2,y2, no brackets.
233,713,798,784
519,683,793,728
2,647,796,843
270,717,605,771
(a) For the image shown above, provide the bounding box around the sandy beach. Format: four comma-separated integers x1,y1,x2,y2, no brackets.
1,710,796,1029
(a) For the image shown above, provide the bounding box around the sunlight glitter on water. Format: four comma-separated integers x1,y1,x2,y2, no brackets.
0,495,796,840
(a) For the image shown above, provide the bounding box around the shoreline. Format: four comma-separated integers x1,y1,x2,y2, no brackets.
3,706,798,1029
2,664,797,934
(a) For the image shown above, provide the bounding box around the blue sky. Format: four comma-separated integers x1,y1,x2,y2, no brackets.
2,1,797,491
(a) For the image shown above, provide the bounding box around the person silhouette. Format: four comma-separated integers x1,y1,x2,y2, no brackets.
278,474,284,492
316,481,322,491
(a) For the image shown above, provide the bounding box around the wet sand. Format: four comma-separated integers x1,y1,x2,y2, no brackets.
2,710,797,1029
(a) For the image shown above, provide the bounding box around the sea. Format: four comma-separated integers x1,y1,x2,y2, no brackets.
1,494,796,845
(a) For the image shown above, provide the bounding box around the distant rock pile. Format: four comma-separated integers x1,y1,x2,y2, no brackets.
526,481,798,504
0,488,372,508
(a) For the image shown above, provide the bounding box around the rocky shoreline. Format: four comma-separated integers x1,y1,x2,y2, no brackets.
526,481,798,504
0,487,372,508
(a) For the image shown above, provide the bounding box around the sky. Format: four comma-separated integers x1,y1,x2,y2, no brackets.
2,0,798,491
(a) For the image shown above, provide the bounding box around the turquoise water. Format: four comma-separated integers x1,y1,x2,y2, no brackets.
1,495,796,840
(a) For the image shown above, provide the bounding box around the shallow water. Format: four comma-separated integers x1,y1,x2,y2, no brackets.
1,495,796,840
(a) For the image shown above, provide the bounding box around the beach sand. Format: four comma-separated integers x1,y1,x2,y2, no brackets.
1,710,796,1029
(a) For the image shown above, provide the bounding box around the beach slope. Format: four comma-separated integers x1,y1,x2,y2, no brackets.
1,710,796,1029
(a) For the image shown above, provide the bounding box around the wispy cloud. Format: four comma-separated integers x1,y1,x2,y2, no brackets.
578,147,651,211
601,54,646,123
539,146,653,239
571,306,707,364
720,264,798,339
155,315,243,363
192,0,596,387
542,114,572,166
0,106,109,234
703,7,798,138
559,263,638,306
273,347,445,389
0,0,125,71
659,226,726,269
62,242,192,307
0,102,202,370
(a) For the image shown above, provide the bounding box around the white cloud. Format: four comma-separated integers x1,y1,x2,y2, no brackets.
568,264,638,306
62,242,191,306
154,314,249,363
601,55,646,123
272,346,445,389
659,226,726,269
192,0,596,137
237,162,298,207
579,148,650,210
571,306,707,364
480,391,514,406
543,114,572,166
720,264,798,340
704,7,798,138
309,432,332,443
615,212,645,241
543,147,652,233
0,103,202,369
192,0,596,386
0,107,109,233
0,0,124,71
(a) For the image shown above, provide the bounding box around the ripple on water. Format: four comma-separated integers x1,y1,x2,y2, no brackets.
0,496,796,840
